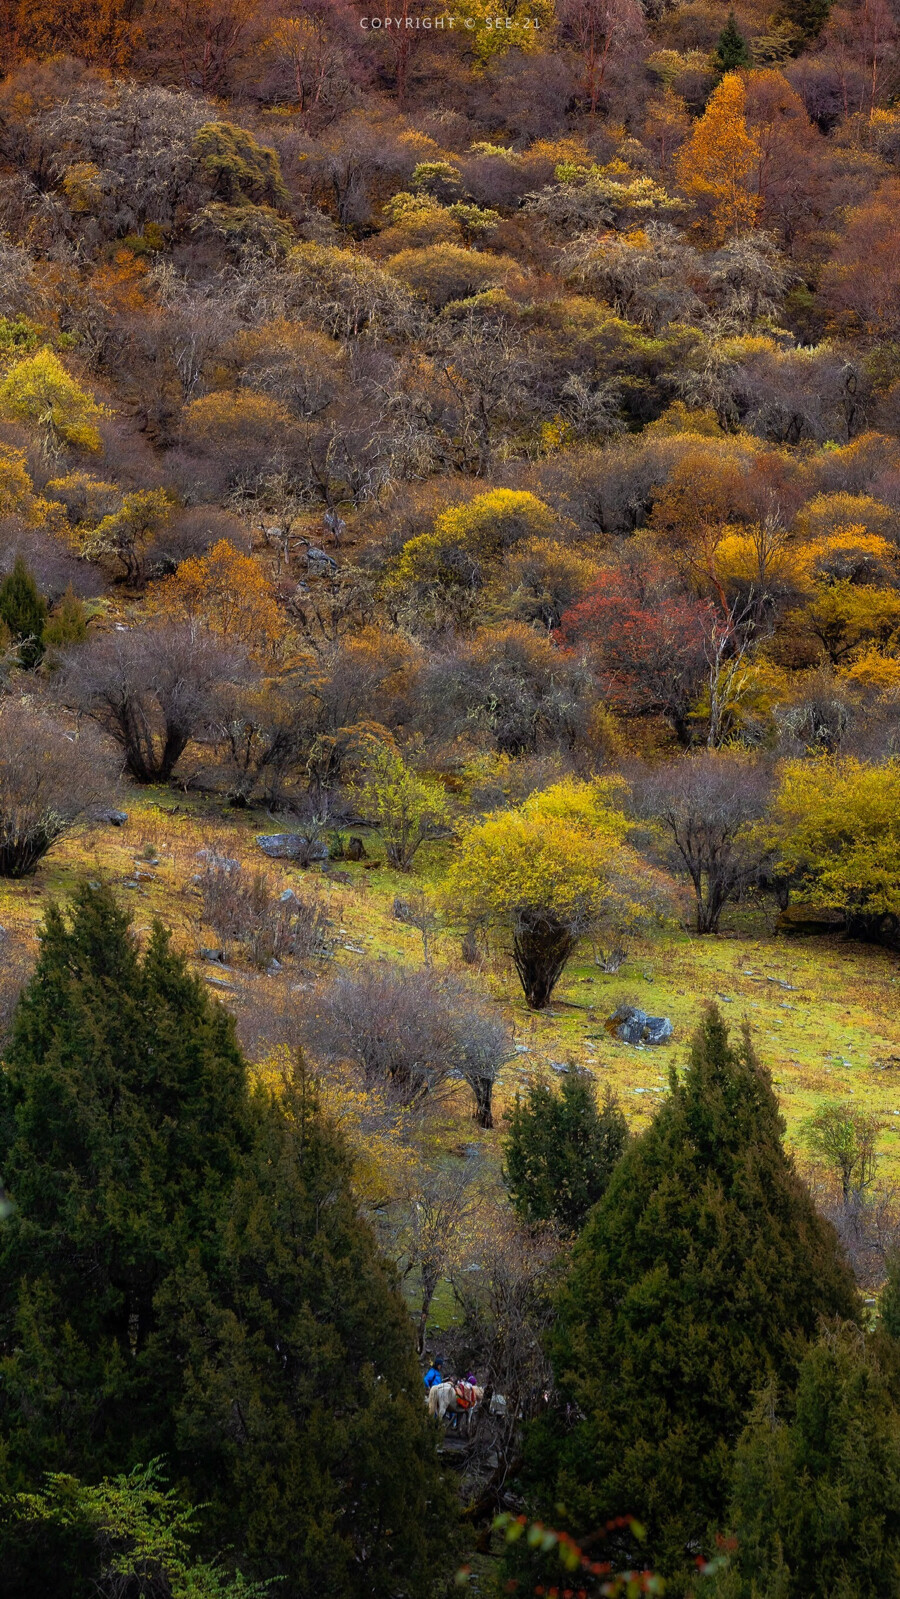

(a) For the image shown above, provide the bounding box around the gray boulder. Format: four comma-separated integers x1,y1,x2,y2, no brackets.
609,1004,673,1046
96,808,129,826
256,833,328,862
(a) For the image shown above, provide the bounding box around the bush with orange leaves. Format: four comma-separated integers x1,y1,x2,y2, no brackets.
149,538,285,657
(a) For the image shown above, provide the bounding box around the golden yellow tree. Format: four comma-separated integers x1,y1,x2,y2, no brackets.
149,539,284,655
676,74,761,241
444,778,648,1008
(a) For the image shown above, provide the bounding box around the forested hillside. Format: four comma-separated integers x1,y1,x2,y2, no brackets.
2,2,900,1595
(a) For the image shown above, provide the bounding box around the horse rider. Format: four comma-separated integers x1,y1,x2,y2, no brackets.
423,1356,445,1391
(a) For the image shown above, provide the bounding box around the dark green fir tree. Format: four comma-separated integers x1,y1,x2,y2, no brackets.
773,0,832,42
0,884,455,1599
0,554,47,668
523,1007,859,1589
504,1073,629,1235
709,1326,900,1599
715,11,751,72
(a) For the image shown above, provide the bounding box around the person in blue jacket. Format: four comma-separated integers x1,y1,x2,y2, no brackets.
423,1356,445,1390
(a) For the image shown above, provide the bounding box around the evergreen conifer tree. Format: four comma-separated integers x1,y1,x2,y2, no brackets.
504,1074,629,1235
710,1326,900,1598
715,11,751,71
0,885,454,1598
0,554,47,667
773,0,831,41
526,1008,859,1585
43,585,88,652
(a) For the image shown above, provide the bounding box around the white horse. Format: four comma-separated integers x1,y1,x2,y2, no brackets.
427,1380,484,1422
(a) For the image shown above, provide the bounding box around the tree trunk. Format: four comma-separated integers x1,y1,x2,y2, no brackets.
513,910,577,1009
472,1076,494,1130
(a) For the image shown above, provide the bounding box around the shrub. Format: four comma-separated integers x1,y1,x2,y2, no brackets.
0,701,113,878
306,963,513,1119
197,855,329,969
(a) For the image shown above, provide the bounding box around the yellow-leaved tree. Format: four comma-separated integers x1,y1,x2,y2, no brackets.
0,349,105,454
80,489,173,584
443,778,650,1008
455,0,554,64
676,73,761,241
353,737,451,871
771,756,900,941
0,444,65,529
387,489,558,629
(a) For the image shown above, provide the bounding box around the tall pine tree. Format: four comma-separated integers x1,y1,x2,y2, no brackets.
525,1008,859,1587
0,885,454,1598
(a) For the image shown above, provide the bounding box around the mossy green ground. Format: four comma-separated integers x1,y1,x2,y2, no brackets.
4,793,900,1182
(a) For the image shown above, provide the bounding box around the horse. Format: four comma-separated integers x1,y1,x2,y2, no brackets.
426,1380,484,1424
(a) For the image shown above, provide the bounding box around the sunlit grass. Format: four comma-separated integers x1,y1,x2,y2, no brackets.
5,794,900,1180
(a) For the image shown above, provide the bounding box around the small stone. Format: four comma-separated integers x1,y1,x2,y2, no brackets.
199,947,226,963
267,959,282,975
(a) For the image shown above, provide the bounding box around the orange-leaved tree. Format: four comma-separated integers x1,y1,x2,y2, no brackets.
149,539,284,656
676,73,761,242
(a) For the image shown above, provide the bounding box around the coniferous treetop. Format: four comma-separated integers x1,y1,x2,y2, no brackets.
715,11,751,72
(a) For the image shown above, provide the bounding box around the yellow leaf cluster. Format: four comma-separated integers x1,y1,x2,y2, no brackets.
390,489,558,597
444,778,641,933
0,348,105,453
0,443,64,529
772,757,900,917
451,0,553,64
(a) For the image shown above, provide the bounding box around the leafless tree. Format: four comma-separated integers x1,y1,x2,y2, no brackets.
304,964,513,1121
400,1155,482,1352
61,623,248,784
633,752,773,933
0,700,115,877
